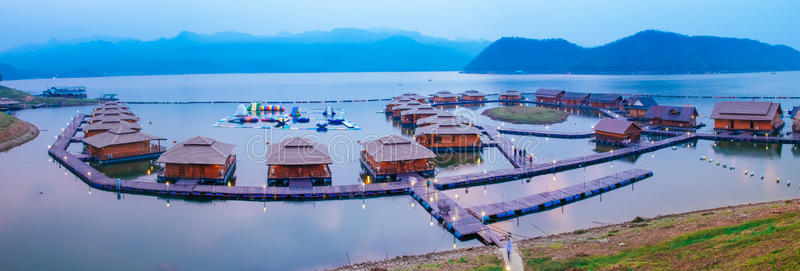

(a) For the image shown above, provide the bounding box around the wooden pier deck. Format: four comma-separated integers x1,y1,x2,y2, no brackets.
433,134,693,189
481,126,526,168
466,169,653,222
50,114,412,201
498,127,595,139
409,184,502,245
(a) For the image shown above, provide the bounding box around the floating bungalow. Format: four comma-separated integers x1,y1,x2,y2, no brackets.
0,98,22,111
266,137,333,186
499,90,523,101
87,113,139,124
400,106,439,126
385,98,411,114
710,101,783,132
397,93,428,103
460,90,486,101
41,86,87,98
83,119,142,138
593,118,642,145
414,120,482,150
430,91,459,103
534,89,565,103
91,108,135,117
645,105,698,128
624,96,658,118
156,136,236,184
360,135,436,179
416,112,457,127
562,92,590,105
81,127,165,163
791,106,800,133
588,93,623,109
391,102,422,119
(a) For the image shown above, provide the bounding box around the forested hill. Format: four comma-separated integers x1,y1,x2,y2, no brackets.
464,30,800,74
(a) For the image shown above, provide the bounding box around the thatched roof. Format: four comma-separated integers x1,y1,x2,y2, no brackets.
266,137,333,165
82,127,162,148
156,136,235,165
362,135,435,162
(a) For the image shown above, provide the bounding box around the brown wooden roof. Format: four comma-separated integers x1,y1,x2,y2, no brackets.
266,137,333,165
710,101,782,121
593,118,641,135
82,127,162,148
156,136,235,165
84,119,142,133
416,112,456,126
414,120,481,136
362,135,435,162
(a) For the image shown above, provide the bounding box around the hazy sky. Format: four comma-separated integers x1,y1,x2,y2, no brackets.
1,0,798,51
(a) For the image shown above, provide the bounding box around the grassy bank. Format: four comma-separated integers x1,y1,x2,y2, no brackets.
0,112,39,151
481,106,568,125
336,198,800,270
1,85,99,107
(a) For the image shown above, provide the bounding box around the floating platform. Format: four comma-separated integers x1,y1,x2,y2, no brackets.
467,169,653,222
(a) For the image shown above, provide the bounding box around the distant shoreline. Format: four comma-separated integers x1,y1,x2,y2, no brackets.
2,69,797,83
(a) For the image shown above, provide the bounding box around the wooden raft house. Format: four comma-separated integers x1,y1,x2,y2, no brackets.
588,93,623,109
430,91,459,103
400,106,439,126
385,98,411,114
360,135,436,180
414,120,482,151
81,127,165,163
397,93,428,103
499,90,523,102
416,112,456,127
83,119,142,138
156,136,236,184
593,118,642,145
87,112,139,124
460,90,486,101
645,105,698,128
624,96,658,118
562,92,590,105
710,101,783,132
266,137,333,186
391,101,422,119
534,89,565,103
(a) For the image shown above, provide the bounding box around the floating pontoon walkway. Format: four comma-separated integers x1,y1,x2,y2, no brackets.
409,184,502,245
433,134,693,189
467,169,653,222
50,114,411,201
497,127,595,139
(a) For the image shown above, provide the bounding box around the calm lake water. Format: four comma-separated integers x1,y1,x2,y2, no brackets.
1,71,800,270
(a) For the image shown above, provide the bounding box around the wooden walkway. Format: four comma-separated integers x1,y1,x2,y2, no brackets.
481,126,527,168
466,169,653,222
644,129,800,144
498,127,594,139
409,184,502,245
433,134,693,189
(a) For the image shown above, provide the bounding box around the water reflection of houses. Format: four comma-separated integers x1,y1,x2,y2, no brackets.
91,159,162,180
266,137,333,186
156,136,237,184
711,141,783,158
360,135,436,180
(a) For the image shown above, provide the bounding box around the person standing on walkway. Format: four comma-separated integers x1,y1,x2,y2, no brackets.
506,238,512,260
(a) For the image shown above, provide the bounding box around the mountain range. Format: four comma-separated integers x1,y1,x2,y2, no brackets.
464,30,800,74
1,29,799,80
0,28,490,79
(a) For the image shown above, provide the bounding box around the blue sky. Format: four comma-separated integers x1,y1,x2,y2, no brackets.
1,0,798,51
